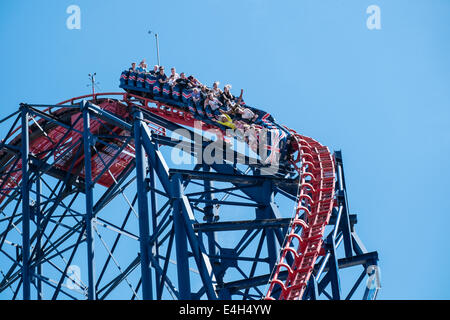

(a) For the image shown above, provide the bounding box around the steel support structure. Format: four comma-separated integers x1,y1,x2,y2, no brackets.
82,101,97,300
20,104,31,300
0,96,379,300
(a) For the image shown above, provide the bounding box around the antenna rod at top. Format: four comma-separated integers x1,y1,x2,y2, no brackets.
88,73,96,97
148,30,160,66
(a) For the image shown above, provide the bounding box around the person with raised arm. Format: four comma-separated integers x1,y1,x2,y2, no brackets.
137,59,148,72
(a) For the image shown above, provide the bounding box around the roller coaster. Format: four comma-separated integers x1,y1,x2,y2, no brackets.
0,67,380,300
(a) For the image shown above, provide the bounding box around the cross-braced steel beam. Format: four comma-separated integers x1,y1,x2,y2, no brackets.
0,97,379,300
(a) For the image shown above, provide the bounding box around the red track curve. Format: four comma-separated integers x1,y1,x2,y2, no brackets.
265,130,335,300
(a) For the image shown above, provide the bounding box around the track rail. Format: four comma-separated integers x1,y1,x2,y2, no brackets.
0,92,336,300
265,129,335,300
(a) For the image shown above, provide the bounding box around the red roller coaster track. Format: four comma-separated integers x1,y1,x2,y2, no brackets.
0,92,336,300
265,130,335,300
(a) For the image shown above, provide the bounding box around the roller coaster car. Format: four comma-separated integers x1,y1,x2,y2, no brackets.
119,69,294,166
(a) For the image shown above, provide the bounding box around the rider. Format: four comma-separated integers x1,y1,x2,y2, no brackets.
157,66,168,84
129,62,137,72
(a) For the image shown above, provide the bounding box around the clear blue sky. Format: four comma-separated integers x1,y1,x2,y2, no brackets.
1,0,450,299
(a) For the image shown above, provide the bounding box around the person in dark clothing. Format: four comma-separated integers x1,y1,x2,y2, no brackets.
157,66,167,84
175,72,190,89
281,136,295,163
221,84,234,104
188,75,201,87
199,85,210,100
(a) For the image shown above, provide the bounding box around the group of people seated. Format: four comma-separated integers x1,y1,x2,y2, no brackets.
127,60,266,150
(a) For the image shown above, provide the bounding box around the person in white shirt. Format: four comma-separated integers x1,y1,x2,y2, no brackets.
237,107,258,122
204,93,223,119
150,65,159,75
212,81,222,97
167,67,180,86
205,93,222,111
